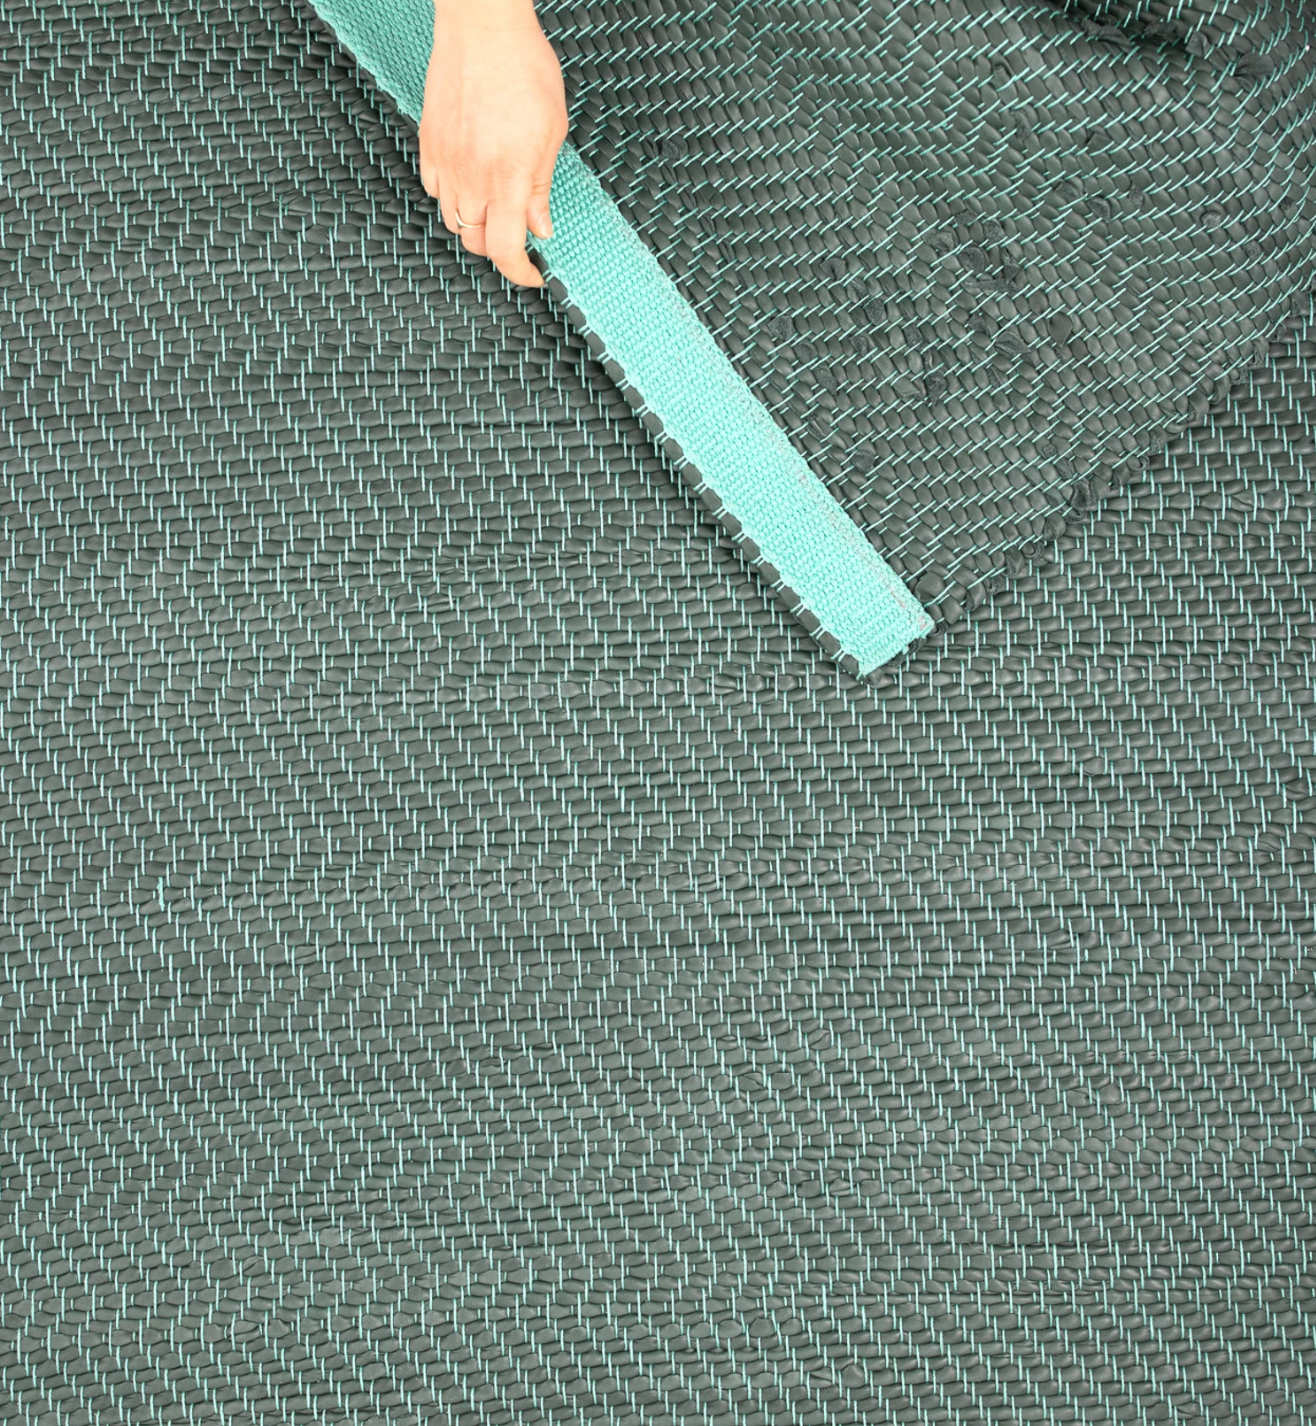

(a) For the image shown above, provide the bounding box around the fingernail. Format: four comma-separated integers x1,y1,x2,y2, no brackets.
538,218,554,239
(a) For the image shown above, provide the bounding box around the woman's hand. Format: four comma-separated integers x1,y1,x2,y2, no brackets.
419,0,568,289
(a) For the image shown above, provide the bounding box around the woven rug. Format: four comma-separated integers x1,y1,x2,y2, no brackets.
1,0,1314,1423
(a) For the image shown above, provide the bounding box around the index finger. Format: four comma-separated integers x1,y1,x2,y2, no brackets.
482,180,542,289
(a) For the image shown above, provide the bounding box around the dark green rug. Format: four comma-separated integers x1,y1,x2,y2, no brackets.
0,1,1313,1423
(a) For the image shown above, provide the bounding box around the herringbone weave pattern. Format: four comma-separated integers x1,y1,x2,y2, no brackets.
0,1,1313,1424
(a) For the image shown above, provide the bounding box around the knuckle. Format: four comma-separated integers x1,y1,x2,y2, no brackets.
485,178,526,205
489,152,534,180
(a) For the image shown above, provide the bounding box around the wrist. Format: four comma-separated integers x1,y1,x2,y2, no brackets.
435,0,537,29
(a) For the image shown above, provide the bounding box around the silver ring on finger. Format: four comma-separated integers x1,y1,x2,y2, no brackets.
455,207,485,232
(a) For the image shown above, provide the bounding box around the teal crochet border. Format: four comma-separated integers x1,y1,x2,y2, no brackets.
301,0,934,677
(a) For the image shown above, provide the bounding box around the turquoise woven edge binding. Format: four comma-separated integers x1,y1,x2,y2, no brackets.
299,0,934,677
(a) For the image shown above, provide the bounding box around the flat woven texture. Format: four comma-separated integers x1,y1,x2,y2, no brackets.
1,2,1315,1425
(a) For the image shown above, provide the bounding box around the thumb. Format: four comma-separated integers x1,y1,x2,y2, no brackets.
527,171,555,241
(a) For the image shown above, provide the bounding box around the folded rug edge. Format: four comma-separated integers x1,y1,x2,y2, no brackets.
292,0,934,678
